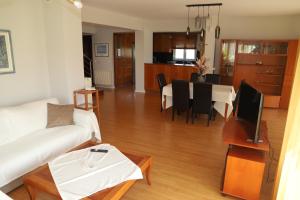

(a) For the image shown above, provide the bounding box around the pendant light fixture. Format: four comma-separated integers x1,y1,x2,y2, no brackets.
215,5,221,39
199,6,206,39
195,7,200,29
186,7,191,36
207,6,212,31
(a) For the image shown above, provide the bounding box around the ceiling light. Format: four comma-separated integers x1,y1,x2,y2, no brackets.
73,0,83,9
67,0,82,9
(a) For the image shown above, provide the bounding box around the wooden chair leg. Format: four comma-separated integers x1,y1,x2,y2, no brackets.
172,108,175,121
192,112,195,124
186,109,189,124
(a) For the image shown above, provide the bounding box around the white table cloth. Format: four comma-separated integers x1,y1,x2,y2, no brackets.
162,83,236,118
0,191,12,200
49,144,143,200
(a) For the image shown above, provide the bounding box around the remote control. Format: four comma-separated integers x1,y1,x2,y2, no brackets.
90,149,108,153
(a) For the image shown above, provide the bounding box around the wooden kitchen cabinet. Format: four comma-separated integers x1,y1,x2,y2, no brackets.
153,32,197,53
144,63,198,92
153,33,173,53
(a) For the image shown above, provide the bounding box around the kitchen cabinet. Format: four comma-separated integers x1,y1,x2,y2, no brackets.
153,32,197,53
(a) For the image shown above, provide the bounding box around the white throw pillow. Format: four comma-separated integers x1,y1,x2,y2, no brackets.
3,98,59,144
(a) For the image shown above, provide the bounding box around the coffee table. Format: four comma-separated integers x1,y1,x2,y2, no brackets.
23,140,152,200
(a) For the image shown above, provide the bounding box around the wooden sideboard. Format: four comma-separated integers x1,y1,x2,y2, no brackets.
221,118,269,200
220,39,298,109
144,63,198,92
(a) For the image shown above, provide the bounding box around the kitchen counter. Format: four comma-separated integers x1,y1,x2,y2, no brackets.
144,63,198,92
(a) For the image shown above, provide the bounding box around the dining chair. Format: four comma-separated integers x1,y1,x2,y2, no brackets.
192,82,214,126
190,73,199,83
156,73,167,112
172,80,191,123
205,74,221,84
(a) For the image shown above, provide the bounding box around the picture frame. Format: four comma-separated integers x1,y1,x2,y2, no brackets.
0,30,15,74
95,43,109,57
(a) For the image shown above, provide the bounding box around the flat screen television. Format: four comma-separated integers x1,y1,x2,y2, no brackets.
237,81,264,143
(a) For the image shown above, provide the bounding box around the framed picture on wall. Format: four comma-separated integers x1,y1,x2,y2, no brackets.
0,30,15,74
95,43,109,57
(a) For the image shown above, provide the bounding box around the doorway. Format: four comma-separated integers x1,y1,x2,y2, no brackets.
82,34,95,86
113,32,135,87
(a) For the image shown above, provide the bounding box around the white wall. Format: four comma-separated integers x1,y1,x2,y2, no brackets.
82,23,132,88
0,0,85,106
82,6,147,92
0,0,50,106
45,0,84,103
82,5,144,31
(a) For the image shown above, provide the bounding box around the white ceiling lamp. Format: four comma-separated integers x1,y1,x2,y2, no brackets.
68,0,83,9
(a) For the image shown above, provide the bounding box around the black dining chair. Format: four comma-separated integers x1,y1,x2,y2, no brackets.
172,80,191,123
190,73,199,83
192,82,214,126
156,73,167,112
205,74,221,84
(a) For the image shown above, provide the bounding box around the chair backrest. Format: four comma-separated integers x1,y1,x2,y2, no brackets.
205,74,220,84
172,80,190,111
190,73,199,83
156,73,167,94
192,82,212,114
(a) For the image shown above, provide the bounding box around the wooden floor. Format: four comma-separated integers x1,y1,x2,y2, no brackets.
9,87,287,200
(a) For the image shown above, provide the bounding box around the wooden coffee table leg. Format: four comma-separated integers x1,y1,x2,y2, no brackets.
145,158,152,185
25,185,37,200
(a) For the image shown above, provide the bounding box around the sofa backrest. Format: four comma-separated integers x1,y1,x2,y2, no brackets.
0,98,59,146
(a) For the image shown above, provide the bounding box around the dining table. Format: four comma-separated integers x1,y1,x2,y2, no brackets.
162,83,236,120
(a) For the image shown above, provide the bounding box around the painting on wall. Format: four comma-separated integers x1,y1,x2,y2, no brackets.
95,43,109,57
0,30,15,74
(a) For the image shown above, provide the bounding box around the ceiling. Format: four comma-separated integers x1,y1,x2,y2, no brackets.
83,0,300,20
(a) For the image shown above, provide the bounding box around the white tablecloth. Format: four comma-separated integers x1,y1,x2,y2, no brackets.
162,83,236,118
49,144,143,200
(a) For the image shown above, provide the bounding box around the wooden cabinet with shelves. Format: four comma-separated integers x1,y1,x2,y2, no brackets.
220,39,298,108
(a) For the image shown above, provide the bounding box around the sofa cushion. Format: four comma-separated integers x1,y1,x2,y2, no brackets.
47,103,74,128
0,110,13,146
0,98,58,145
0,125,91,187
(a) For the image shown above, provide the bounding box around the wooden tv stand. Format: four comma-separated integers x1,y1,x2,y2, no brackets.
221,118,269,200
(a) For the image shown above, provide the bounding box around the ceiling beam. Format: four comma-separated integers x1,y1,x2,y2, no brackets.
186,3,222,7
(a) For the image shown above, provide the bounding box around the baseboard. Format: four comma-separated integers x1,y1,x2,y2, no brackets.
95,84,115,89
135,89,145,93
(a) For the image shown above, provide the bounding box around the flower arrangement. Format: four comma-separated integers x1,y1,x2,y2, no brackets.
196,55,209,75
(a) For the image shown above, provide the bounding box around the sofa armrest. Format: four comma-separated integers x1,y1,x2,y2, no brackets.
73,109,101,142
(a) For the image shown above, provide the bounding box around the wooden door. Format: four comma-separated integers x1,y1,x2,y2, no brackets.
114,33,135,87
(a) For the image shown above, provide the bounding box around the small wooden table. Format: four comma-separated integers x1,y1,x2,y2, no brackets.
221,118,269,200
23,141,152,200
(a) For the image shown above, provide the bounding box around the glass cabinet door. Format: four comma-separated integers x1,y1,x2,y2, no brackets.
220,40,237,84
263,42,288,55
237,41,262,54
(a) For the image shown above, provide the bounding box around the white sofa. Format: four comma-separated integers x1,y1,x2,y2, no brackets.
0,98,101,191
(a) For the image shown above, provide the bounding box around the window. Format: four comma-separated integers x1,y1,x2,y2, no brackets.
173,49,184,60
185,49,196,60
173,49,196,61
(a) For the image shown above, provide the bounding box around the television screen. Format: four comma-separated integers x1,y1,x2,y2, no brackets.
237,81,264,143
